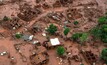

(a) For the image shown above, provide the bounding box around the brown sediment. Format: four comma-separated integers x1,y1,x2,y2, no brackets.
0,0,106,65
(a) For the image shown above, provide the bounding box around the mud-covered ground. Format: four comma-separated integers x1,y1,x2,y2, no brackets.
0,0,107,65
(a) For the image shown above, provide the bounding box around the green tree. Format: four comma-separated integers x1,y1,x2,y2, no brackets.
71,33,82,41
101,24,107,33
90,24,107,43
101,48,107,62
46,24,57,35
63,27,70,36
79,33,88,44
90,26,101,40
98,16,107,24
57,46,65,56
71,33,88,45
100,24,107,43
101,34,107,43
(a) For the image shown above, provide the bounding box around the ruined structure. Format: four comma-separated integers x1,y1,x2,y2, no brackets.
30,45,49,65
82,50,98,65
53,0,62,8
42,2,51,9
59,0,73,6
18,4,42,21
66,8,82,20
1,17,25,30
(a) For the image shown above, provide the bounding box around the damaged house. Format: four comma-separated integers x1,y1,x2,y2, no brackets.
18,3,42,21
1,16,25,30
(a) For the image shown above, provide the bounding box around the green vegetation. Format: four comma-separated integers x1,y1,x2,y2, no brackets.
90,26,101,40
63,27,70,36
101,24,107,33
15,33,22,39
73,21,79,25
3,16,10,21
90,24,107,43
98,16,107,24
80,63,84,65
90,14,107,43
101,48,107,62
57,46,65,56
100,25,107,43
71,33,82,41
71,33,88,45
46,24,57,35
80,33,88,43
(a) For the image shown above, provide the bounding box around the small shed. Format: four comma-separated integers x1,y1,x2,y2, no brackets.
22,35,34,41
47,38,63,47
50,38,60,46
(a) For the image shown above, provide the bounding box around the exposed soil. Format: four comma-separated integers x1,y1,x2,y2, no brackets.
0,0,107,65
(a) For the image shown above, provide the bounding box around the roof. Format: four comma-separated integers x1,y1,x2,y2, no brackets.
22,35,29,41
22,35,34,41
50,38,60,46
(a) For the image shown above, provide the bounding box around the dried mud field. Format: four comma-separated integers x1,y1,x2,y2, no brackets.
0,0,107,65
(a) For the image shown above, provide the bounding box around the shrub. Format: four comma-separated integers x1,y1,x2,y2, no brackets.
57,46,65,56
101,48,107,62
90,24,107,43
98,16,107,24
101,24,107,33
63,27,70,36
71,33,88,45
71,33,82,41
100,24,107,43
101,34,107,43
46,24,57,35
80,33,88,43
90,26,101,40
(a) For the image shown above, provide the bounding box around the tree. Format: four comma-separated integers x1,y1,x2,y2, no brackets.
46,24,57,35
101,24,107,33
15,33,22,39
90,26,101,40
71,33,88,45
63,27,70,36
101,48,107,62
90,24,107,43
79,33,88,44
101,34,107,43
100,24,107,43
57,46,65,56
98,16,107,24
71,33,82,41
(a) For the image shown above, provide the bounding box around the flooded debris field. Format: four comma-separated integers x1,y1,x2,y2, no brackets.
0,0,107,65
